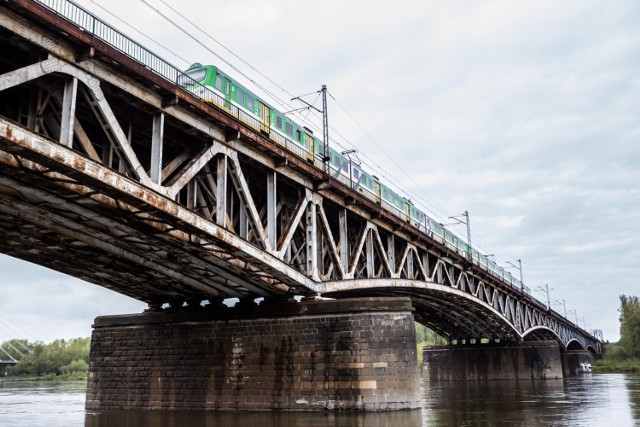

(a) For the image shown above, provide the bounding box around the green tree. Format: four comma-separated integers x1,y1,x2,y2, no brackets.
415,322,447,346
5,337,91,377
59,359,89,376
619,295,640,358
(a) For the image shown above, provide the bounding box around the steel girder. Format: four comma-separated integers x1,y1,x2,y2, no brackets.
0,3,600,351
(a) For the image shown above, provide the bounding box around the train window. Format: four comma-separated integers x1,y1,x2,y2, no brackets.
247,96,254,110
238,89,245,105
215,75,223,91
296,130,301,141
276,116,283,129
285,123,293,136
185,68,207,84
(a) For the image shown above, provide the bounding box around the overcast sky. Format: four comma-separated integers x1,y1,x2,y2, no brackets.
1,0,638,343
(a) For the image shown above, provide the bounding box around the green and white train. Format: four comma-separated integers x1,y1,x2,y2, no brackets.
178,63,528,293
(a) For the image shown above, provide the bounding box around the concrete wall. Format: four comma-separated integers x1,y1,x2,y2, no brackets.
86,297,421,411
423,341,564,381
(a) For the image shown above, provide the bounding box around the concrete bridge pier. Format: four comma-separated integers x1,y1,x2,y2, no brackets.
422,341,568,381
562,349,593,376
86,297,421,411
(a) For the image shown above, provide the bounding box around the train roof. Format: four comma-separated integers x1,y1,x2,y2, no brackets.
187,63,279,113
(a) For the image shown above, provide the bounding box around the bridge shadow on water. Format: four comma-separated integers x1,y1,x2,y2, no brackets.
84,408,423,427
83,377,622,427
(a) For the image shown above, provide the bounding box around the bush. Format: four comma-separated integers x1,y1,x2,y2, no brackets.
59,359,89,376
3,337,90,378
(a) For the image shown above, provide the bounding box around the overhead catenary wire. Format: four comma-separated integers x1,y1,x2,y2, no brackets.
85,0,191,67
155,0,298,100
138,0,301,122
129,1,528,288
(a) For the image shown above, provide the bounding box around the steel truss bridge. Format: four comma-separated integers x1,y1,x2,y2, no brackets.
0,0,601,353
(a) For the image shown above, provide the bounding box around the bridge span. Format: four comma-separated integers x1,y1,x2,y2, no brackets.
0,0,601,411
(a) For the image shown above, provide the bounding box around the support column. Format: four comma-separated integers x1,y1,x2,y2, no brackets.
387,234,396,274
306,203,317,277
339,208,348,270
150,112,164,184
239,205,248,239
423,341,564,381
407,251,414,278
59,77,78,147
267,171,276,249
216,156,227,227
86,297,421,411
366,231,374,278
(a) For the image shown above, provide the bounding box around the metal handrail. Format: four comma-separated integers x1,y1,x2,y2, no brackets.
36,0,180,84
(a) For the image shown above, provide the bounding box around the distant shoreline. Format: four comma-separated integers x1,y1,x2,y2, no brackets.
592,358,640,373
0,374,88,382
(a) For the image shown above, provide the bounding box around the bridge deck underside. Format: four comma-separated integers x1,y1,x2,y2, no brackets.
0,147,297,304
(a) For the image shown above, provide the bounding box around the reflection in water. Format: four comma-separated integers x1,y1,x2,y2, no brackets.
422,378,567,426
422,375,639,427
85,409,423,427
1,375,640,426
626,374,640,425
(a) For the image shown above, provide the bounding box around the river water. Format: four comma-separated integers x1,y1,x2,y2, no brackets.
1,374,639,426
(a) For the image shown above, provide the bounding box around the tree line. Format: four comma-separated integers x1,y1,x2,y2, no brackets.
592,294,640,372
612,295,640,359
1,337,90,379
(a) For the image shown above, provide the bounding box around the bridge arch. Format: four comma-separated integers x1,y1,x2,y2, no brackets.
322,278,522,341
522,326,563,344
586,345,598,355
566,339,586,350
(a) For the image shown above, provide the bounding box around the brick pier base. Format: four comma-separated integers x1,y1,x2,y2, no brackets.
423,341,564,381
86,297,420,411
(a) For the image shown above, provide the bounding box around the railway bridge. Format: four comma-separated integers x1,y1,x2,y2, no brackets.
0,0,601,411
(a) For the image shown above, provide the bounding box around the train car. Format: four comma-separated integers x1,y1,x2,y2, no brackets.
408,202,426,227
176,63,530,295
351,163,380,202
178,63,265,128
380,183,407,219
179,63,315,160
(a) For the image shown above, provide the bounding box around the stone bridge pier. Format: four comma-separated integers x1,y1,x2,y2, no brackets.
422,341,594,381
86,297,421,411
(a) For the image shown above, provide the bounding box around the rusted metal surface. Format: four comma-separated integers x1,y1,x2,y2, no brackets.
0,1,600,351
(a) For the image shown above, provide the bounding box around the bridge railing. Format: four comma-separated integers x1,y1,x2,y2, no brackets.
36,0,180,84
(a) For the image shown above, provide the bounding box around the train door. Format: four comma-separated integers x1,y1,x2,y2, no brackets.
223,78,232,111
305,133,315,161
352,165,361,191
373,179,381,203
260,103,270,134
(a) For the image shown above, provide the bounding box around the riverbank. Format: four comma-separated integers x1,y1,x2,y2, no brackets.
592,358,640,373
1,372,88,382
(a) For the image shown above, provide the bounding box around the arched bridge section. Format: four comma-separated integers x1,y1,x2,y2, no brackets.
321,279,599,352
0,0,601,354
